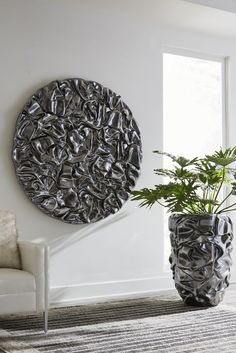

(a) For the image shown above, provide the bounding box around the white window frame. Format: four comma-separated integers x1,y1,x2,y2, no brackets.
162,46,228,272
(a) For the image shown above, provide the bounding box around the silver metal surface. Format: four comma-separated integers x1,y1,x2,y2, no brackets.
169,214,233,306
43,310,48,334
12,78,142,224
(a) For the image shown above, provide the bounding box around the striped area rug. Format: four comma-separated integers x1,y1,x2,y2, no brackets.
0,286,236,353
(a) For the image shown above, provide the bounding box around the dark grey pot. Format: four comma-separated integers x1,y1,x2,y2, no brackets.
169,213,233,306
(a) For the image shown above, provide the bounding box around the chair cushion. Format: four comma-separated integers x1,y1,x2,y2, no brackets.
0,210,21,269
0,268,36,295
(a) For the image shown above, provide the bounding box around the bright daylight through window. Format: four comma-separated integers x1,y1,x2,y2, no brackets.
163,52,224,268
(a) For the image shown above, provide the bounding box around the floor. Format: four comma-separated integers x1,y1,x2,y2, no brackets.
1,285,236,353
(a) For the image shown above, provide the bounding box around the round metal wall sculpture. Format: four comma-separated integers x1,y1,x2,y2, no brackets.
12,78,142,224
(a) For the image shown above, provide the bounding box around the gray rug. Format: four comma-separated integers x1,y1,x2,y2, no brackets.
1,286,236,353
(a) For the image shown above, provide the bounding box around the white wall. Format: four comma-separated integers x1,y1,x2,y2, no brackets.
184,0,236,13
1,0,236,306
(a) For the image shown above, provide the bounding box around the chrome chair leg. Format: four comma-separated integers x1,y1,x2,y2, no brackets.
43,310,48,334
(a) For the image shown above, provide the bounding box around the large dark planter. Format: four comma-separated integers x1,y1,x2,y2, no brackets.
169,214,233,306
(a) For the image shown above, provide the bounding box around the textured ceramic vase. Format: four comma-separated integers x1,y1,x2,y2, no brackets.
169,214,233,306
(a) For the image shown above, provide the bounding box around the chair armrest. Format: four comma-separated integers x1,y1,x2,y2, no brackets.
18,241,49,312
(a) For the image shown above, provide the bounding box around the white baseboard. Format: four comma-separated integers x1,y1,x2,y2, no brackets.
50,276,175,308
50,278,236,308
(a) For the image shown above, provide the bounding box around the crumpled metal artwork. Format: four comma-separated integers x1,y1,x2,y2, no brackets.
12,78,142,224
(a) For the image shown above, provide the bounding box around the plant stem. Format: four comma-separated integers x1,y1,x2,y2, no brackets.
157,201,166,208
214,190,233,213
219,208,236,213
214,167,225,203
207,186,214,213
217,201,236,213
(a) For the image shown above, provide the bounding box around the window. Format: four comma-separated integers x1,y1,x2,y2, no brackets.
163,51,225,268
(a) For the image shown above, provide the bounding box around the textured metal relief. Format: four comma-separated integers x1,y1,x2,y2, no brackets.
12,78,142,224
169,214,233,306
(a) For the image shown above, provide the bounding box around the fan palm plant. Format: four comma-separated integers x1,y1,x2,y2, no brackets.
131,147,236,307
131,147,236,214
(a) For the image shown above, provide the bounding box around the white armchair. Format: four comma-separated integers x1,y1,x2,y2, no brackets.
0,241,49,333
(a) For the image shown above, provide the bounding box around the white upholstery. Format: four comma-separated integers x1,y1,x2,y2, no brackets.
19,241,49,311
0,268,35,294
0,241,49,317
0,293,36,315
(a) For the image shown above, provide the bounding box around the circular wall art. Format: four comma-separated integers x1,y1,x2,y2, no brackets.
12,78,142,224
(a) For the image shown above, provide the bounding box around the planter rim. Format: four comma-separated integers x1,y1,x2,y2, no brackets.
169,213,230,218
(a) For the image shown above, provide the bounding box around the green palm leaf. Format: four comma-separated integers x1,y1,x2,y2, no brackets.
132,147,236,214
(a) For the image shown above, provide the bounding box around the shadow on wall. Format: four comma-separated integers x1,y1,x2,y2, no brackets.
41,210,129,256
